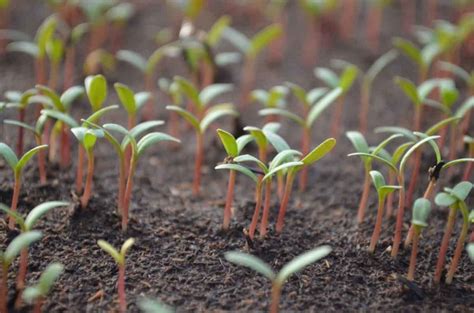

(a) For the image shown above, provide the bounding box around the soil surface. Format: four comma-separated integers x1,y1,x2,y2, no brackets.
0,1,473,312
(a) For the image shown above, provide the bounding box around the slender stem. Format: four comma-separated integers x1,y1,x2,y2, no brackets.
60,124,71,168
407,228,421,281
260,179,272,237
9,174,21,229
17,108,25,156
122,159,136,231
14,248,28,309
359,81,370,134
391,174,405,258
424,0,437,26
369,196,386,253
36,136,47,184
48,61,59,91
63,46,76,90
269,283,282,313
446,125,457,177
357,169,371,224
33,297,44,313
302,17,320,66
276,172,295,234
48,126,58,163
117,155,126,216
401,0,415,34
248,181,263,240
143,73,155,120
299,126,311,192
446,204,469,284
330,95,344,140
277,172,284,201
118,264,126,313
124,114,136,178
339,0,358,41
80,150,95,209
76,146,84,194
434,205,457,283
193,132,204,196
385,170,396,218
223,170,236,230
240,57,256,108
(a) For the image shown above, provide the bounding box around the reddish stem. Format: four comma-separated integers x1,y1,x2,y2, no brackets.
269,283,282,313
407,228,420,281
385,170,396,218
248,181,263,240
142,73,155,120
36,136,47,184
33,298,44,313
193,132,204,196
445,125,457,177
268,11,287,64
14,248,28,309
17,108,26,156
117,156,126,216
60,124,71,168
369,196,386,253
122,160,135,231
277,173,284,201
391,175,405,258
330,95,344,140
406,149,421,209
260,179,272,237
299,126,311,191
339,0,358,41
118,265,126,313
302,18,320,66
48,61,59,91
434,205,456,283
76,146,84,194
276,172,295,234
223,170,236,230
9,175,21,229
446,212,468,284
49,127,58,163
63,47,76,90
357,169,371,224
424,0,437,26
240,57,256,108
80,151,94,209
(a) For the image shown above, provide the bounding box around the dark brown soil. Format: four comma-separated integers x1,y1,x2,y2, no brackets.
0,1,473,312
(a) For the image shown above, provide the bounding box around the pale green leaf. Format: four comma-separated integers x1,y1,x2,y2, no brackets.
411,198,431,228
116,50,147,73
98,240,122,265
25,201,69,231
225,251,275,281
0,142,18,169
307,88,343,127
166,105,200,131
248,24,282,57
215,163,258,183
114,82,137,114
16,145,48,173
4,231,42,266
301,138,336,166
216,129,238,157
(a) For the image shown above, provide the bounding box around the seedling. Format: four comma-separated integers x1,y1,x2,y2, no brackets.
45,34,64,90
62,22,89,89
368,171,401,253
0,201,68,305
167,77,237,195
365,0,392,52
216,129,252,230
114,83,151,130
0,143,48,229
222,24,282,106
83,48,116,76
251,85,288,123
407,198,431,281
314,63,358,139
434,181,472,284
22,262,64,313
102,123,180,230
358,50,398,133
0,231,42,313
260,86,342,191
138,298,174,313
78,0,115,52
97,238,135,313
225,245,331,313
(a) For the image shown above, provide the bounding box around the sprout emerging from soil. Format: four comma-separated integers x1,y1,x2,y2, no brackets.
225,245,331,313
0,201,68,307
222,24,282,106
407,198,431,281
0,231,42,313
216,129,252,230
0,143,48,229
166,76,237,195
97,238,135,313
434,181,472,284
260,86,342,191
314,63,358,139
368,171,401,253
22,262,64,313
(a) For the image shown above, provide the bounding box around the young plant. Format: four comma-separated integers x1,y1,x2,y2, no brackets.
103,123,180,230
225,245,331,313
0,231,42,313
314,63,359,139
97,238,135,313
260,86,342,191
216,129,252,230
368,171,401,253
22,262,64,313
407,198,431,281
0,143,48,229
434,181,472,284
251,85,288,123
358,50,398,133
114,83,151,130
166,77,237,195
222,24,282,107
45,35,64,90
71,127,104,209
62,23,89,90
0,201,68,306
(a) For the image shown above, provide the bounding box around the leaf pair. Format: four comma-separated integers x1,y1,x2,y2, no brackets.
23,263,64,304
0,143,48,177
97,238,135,266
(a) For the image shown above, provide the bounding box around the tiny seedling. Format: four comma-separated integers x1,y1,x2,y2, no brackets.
407,198,431,281
222,24,282,106
0,143,48,229
251,85,288,122
225,245,331,313
434,181,472,284
368,171,401,253
0,231,42,313
216,129,252,230
167,76,237,195
314,63,359,139
97,238,135,313
22,262,64,313
260,86,342,191
114,83,151,129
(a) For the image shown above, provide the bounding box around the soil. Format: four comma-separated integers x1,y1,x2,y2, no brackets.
0,1,473,312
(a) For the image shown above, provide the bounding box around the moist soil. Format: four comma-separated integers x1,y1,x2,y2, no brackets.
0,1,473,312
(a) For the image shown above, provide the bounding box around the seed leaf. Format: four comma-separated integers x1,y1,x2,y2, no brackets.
248,24,281,58
0,142,19,169
366,50,398,83
339,66,358,92
138,298,174,313
434,192,457,207
166,105,200,131
450,181,473,201
314,68,339,88
370,170,386,192
137,132,180,157
0,203,25,230
269,150,302,170
395,77,420,106
393,37,422,67
234,154,267,173
263,161,303,181
259,108,305,126
120,238,135,257
98,240,123,265
200,104,237,132
116,50,147,73
41,109,79,128
215,164,258,183
307,87,343,127
7,41,39,57
399,135,439,173
83,105,119,125
200,84,233,105
263,130,290,153
114,83,137,114
4,231,42,266
348,152,397,173
411,198,431,228
225,251,275,281
60,86,85,109
85,74,107,112
25,201,69,231
216,129,238,157
301,138,336,166
16,145,48,174
174,76,201,107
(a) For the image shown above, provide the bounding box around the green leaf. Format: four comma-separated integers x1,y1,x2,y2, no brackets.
435,192,457,207
147,45,180,74
215,163,258,183
236,134,253,154
46,37,64,63
370,170,386,192
200,104,237,132
0,142,19,169
36,85,64,111
234,154,268,173
83,131,98,151
411,198,431,228
346,131,369,153
216,129,238,157
129,121,165,140
413,132,441,164
222,27,250,54
314,68,339,88
372,134,403,156
60,86,85,109
375,126,417,141
455,97,474,118
248,24,282,58
348,152,397,173
98,240,123,265
83,105,118,125
116,50,147,73
41,109,79,128
276,246,332,285
269,149,302,170
366,50,398,83
206,15,231,47
135,92,151,110
225,251,275,281
301,138,336,166
137,132,180,158
166,105,200,131
0,203,25,230
4,231,42,266
450,181,472,201
306,87,328,106
438,61,471,84
399,135,440,173
339,66,358,92
199,84,233,105
174,76,200,108
259,108,305,126
16,145,48,174
7,41,39,57
120,238,135,257
443,158,474,170
85,75,107,112
263,161,303,181
307,88,343,127
106,2,135,22
467,243,474,263
425,116,461,135
393,37,422,67
391,142,413,165
36,15,57,58
138,298,175,313
285,82,308,106
395,76,420,106
71,23,89,45
32,262,64,299
263,131,290,153
114,83,137,114
244,126,267,148
25,201,69,231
